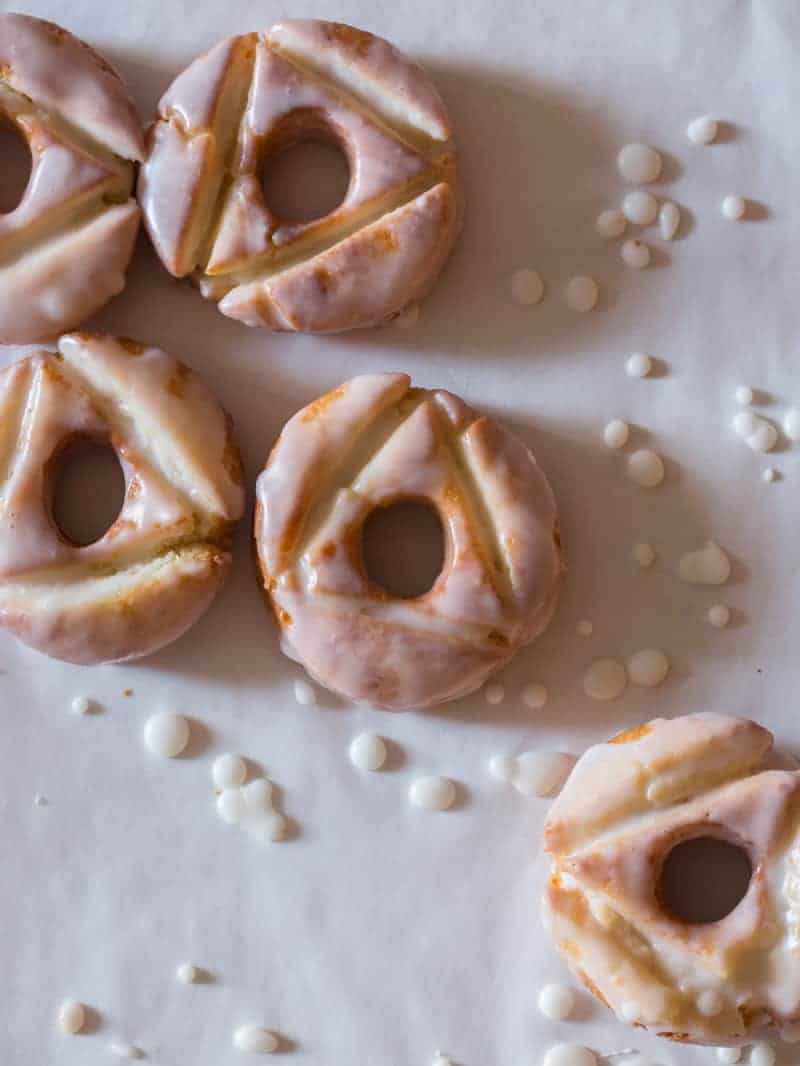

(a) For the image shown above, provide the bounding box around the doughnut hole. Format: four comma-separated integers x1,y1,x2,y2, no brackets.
48,435,126,547
361,499,445,599
261,110,351,223
658,834,752,924
0,117,32,214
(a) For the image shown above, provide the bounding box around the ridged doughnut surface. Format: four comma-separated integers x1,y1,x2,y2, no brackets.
254,374,562,709
0,333,245,664
543,713,800,1044
139,19,461,333
0,14,144,343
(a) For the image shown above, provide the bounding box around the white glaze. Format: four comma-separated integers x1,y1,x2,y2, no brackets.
735,386,754,406
716,1049,741,1064
722,195,746,220
254,374,563,710
0,335,245,665
538,983,577,1020
176,962,197,984
658,201,680,240
349,732,387,771
596,209,626,238
622,191,658,226
144,712,190,758
633,542,656,567
139,20,460,334
603,419,630,449
242,778,274,813
627,648,669,688
293,679,317,705
688,116,718,145
514,751,574,797
543,1044,597,1066
510,268,544,306
410,776,456,810
626,353,653,378
109,1042,143,1059
523,682,548,708
57,1000,85,1034
621,239,651,269
617,144,662,183
583,659,627,701
708,604,731,628
762,467,778,484
576,620,593,637
212,754,247,790
71,695,91,715
678,541,731,585
564,276,598,312
0,14,143,343
733,411,778,453
217,788,247,825
784,408,800,442
484,682,505,705
627,450,664,488
233,1025,278,1053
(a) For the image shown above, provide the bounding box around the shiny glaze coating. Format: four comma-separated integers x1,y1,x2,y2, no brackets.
0,14,144,343
254,373,562,709
0,333,245,664
139,19,461,333
543,713,800,1045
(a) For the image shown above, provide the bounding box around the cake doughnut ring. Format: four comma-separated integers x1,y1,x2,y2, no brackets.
0,14,143,344
139,19,461,333
543,713,800,1045
0,333,245,664
254,374,562,709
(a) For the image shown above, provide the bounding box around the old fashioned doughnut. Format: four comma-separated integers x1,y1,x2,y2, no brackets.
139,19,460,333
543,713,800,1045
0,15,143,344
0,333,244,664
254,374,562,709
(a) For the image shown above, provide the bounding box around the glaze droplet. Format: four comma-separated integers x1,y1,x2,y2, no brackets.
144,712,190,758
621,239,651,269
688,116,718,145
488,755,516,781
70,695,91,715
233,1025,279,1054
543,1044,598,1066
513,751,574,797
626,352,653,378
510,268,545,306
576,620,593,637
617,143,662,183
627,649,670,688
678,541,731,585
735,385,754,406
176,962,197,984
538,983,577,1021
583,659,627,701
522,682,548,708
217,788,247,825
595,209,626,238
762,467,778,484
564,276,599,312
484,682,505,705
212,754,247,790
603,419,629,448
708,604,731,628
622,190,658,225
633,542,656,568
349,732,387,771
58,1000,85,1035
627,449,664,487
409,776,456,811
721,195,746,220
109,1042,143,1059
293,679,317,705
733,411,778,452
716,1049,741,1064
784,407,800,442
658,201,680,240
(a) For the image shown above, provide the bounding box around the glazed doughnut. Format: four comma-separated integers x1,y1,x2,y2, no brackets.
0,15,143,344
0,333,244,664
543,713,800,1045
139,19,460,333
254,374,562,709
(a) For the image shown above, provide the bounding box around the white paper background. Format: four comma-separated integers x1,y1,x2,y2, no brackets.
1,1,799,1063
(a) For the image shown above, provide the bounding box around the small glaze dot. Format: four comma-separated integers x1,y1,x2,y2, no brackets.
293,679,317,705
627,449,664,488
58,1000,85,1034
626,353,653,378
513,752,573,797
144,712,190,758
627,649,670,688
750,1045,776,1066
762,467,778,483
233,1025,278,1054
716,1049,741,1064
678,541,731,585
543,1044,598,1066
621,239,651,268
576,620,593,637
785,407,800,442
595,209,626,238
633,542,656,568
733,410,778,452
488,755,516,782
735,386,754,405
522,682,548,709
658,201,680,240
622,190,658,225
564,276,598,312
217,789,246,825
248,811,287,842
409,776,456,811
708,604,731,628
688,116,718,145
242,778,274,814
484,683,505,705
70,695,91,715
583,659,627,701
722,195,746,220
617,143,662,183
212,754,247,790
176,962,197,984
109,1042,143,1059
538,983,577,1021
510,268,545,306
603,419,630,448
349,733,387,771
